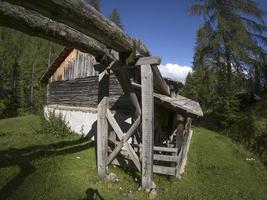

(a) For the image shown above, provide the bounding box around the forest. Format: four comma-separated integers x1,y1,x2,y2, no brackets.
0,0,123,118
182,0,267,165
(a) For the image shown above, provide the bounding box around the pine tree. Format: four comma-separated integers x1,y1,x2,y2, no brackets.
10,60,23,116
87,0,101,12
0,27,62,118
109,9,124,30
190,0,266,91
189,0,267,128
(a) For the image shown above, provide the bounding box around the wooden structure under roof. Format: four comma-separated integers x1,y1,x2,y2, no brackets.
1,0,203,190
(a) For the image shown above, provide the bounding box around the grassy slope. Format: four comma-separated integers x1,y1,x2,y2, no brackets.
0,115,267,200
249,96,267,164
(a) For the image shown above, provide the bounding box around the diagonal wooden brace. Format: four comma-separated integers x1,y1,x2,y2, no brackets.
106,109,141,171
106,115,141,166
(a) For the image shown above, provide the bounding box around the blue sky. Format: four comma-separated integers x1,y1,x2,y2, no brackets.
102,0,267,81
102,0,201,66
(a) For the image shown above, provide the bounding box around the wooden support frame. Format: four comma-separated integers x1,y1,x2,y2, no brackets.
96,61,142,177
141,64,154,189
106,109,141,171
96,57,188,189
0,0,199,187
97,68,110,178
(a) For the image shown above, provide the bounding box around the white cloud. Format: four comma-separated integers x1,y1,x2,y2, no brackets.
158,63,192,83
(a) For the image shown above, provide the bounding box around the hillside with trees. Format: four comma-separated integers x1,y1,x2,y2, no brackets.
182,0,267,164
0,27,62,118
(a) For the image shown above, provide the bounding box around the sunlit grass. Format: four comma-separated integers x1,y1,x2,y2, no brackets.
0,115,266,199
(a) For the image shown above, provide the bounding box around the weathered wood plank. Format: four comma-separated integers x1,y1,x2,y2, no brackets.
141,64,154,189
153,165,176,176
113,69,141,118
153,154,179,162
47,76,130,110
97,68,109,178
131,82,203,117
151,65,170,96
153,146,178,153
177,129,193,178
135,57,161,66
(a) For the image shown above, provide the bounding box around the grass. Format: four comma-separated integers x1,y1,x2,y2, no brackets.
249,95,267,164
0,115,267,200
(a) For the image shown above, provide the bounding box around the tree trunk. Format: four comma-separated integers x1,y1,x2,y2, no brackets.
30,62,35,112
0,1,110,61
254,64,260,94
4,0,150,55
0,1,170,96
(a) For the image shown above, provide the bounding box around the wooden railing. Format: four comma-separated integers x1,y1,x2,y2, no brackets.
109,126,193,178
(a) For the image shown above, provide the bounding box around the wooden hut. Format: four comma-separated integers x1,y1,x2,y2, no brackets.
41,47,203,186
41,47,132,137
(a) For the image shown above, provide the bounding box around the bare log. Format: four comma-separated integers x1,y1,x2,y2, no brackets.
3,0,150,55
0,0,170,96
0,1,110,62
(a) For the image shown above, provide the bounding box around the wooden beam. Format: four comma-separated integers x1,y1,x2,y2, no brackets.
153,146,178,153
153,154,179,162
135,56,170,96
97,68,109,178
141,64,154,189
135,57,161,66
132,82,203,117
0,1,170,96
153,165,176,176
151,65,170,96
0,1,110,61
113,69,141,118
4,0,150,55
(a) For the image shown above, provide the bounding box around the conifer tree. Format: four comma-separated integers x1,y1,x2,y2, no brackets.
10,60,23,116
188,0,267,128
109,9,124,30
88,0,101,12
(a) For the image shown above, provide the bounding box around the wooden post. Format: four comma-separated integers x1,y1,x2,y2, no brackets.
97,68,109,178
141,64,154,189
175,114,185,178
176,115,185,150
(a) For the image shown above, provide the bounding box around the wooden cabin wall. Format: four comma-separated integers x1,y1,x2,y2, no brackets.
51,49,96,82
47,75,130,113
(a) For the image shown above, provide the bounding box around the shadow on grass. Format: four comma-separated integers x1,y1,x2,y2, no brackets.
0,137,94,200
80,188,105,200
